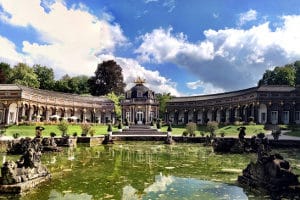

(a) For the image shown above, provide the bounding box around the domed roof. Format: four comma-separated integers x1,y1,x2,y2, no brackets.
130,83,150,93
125,77,155,99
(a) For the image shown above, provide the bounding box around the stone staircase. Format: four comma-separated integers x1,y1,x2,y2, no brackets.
112,124,166,136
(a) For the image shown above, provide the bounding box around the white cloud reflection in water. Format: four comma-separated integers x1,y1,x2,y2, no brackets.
122,173,248,200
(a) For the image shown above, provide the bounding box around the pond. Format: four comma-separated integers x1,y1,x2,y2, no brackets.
1,142,300,200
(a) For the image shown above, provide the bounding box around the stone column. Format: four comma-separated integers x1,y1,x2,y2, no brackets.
28,106,33,121
46,108,50,122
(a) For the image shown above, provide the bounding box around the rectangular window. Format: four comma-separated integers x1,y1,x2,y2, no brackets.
271,111,278,124
261,113,266,123
283,111,289,124
295,111,300,121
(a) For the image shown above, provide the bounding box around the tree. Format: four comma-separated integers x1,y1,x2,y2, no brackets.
106,92,123,119
8,63,40,88
258,63,296,86
294,60,300,85
186,122,197,136
0,62,11,84
157,93,173,119
68,75,89,94
33,64,55,90
58,119,69,137
88,60,126,96
54,74,72,93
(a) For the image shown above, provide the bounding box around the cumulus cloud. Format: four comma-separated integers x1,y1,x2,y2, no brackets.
238,9,257,26
0,35,27,64
96,54,181,96
186,80,224,94
0,0,126,77
135,15,300,92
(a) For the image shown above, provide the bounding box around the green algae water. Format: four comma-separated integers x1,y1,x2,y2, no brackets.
1,142,300,200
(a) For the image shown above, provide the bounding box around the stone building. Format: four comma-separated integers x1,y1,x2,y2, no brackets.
0,84,115,125
165,85,300,125
121,77,159,124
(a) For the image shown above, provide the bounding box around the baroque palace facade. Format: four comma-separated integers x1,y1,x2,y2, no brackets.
0,84,114,125
121,77,159,124
165,85,300,125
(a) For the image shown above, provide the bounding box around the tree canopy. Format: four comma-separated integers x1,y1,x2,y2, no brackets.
33,64,55,90
88,60,126,96
0,62,11,84
8,63,40,88
157,93,173,119
258,61,299,87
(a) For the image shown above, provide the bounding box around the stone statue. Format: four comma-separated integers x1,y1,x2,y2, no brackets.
1,142,49,185
238,138,300,198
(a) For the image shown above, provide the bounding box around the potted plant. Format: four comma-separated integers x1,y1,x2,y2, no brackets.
156,119,161,131
118,122,123,132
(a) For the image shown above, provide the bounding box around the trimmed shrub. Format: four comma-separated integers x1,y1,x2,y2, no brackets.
58,120,68,137
206,121,219,138
186,122,197,136
89,129,96,137
50,132,56,137
81,123,91,136
182,130,188,136
107,124,112,132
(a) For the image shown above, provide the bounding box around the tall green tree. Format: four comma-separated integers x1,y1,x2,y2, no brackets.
294,60,300,85
8,63,40,88
157,93,173,119
88,60,126,96
106,92,124,119
0,62,11,84
258,63,296,86
33,64,55,90
68,75,89,94
54,74,72,93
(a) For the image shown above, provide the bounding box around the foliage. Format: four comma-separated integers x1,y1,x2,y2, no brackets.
206,121,219,137
0,62,11,84
33,64,55,90
8,63,40,88
107,124,112,132
106,92,123,118
220,131,225,137
258,62,297,86
88,60,126,96
156,93,173,118
12,133,20,139
118,122,122,129
89,129,96,136
81,123,91,136
50,132,56,137
156,119,161,129
57,120,69,137
167,123,172,132
186,122,197,136
182,130,188,136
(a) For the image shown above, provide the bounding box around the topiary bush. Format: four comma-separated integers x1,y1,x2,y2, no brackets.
206,121,219,138
58,119,68,137
186,122,197,136
81,123,91,136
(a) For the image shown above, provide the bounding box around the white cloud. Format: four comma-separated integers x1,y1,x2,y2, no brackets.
96,54,181,96
186,80,224,94
0,0,127,77
238,9,257,26
0,35,27,65
136,15,300,92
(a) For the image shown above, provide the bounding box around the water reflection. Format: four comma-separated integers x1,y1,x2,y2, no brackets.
49,190,92,200
1,143,300,200
122,173,248,200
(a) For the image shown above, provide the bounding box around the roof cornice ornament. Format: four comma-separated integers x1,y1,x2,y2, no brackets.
134,77,146,84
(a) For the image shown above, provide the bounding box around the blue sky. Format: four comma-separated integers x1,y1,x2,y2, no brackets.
0,0,300,96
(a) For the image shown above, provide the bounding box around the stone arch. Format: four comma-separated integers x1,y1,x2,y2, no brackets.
258,103,267,124
197,110,203,124
0,102,5,124
207,109,213,122
225,108,230,123
8,102,18,124
216,109,221,123
178,109,185,124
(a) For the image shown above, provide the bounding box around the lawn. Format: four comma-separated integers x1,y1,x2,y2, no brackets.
1,123,271,138
161,124,266,137
3,124,118,138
